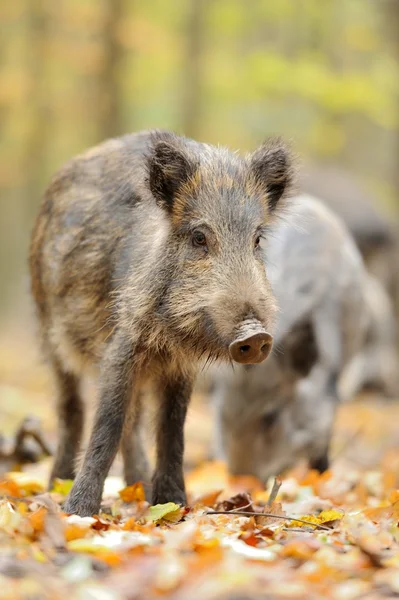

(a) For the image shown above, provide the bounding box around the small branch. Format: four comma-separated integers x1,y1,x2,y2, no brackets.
206,510,330,531
266,477,282,507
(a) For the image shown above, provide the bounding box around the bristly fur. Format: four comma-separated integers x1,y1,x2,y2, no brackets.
29,129,297,516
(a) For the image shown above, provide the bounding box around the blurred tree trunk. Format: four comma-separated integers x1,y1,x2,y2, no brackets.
383,0,399,341
99,0,125,139
181,0,207,139
384,0,399,206
24,0,51,219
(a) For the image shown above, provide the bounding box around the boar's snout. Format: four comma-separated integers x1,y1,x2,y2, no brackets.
229,331,273,364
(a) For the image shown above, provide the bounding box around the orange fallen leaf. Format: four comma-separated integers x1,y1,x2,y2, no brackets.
0,480,21,499
122,517,155,533
119,482,146,503
92,550,123,567
192,489,223,507
91,516,111,531
363,490,399,523
64,523,88,542
300,469,332,494
28,507,47,534
5,473,44,496
282,540,319,560
239,532,261,547
186,461,263,499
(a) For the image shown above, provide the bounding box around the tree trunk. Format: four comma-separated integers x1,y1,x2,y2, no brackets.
99,0,126,140
24,0,51,218
181,0,207,140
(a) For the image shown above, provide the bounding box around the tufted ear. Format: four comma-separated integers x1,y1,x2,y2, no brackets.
250,137,296,212
147,136,198,212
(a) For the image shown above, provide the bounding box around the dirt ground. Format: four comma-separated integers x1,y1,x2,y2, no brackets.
1,325,399,599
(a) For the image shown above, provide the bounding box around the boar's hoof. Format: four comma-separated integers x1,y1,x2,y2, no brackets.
152,475,187,506
309,454,330,474
229,332,273,365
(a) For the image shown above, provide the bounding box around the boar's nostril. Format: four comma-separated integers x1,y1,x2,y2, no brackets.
229,331,273,365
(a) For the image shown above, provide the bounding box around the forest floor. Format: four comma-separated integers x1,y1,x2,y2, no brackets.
1,331,399,599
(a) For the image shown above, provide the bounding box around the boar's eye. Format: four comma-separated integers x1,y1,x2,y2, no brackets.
261,410,279,429
192,230,207,249
254,235,261,249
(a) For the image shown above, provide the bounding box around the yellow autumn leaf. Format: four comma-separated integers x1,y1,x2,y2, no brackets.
0,501,22,533
68,538,111,554
317,509,345,524
287,509,343,528
146,502,183,524
31,547,48,563
50,478,74,496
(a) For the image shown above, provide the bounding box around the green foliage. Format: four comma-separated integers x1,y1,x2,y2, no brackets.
0,0,398,310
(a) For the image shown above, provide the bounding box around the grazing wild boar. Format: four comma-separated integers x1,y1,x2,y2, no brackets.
339,273,399,401
301,164,396,265
302,164,399,329
213,194,371,481
29,130,295,516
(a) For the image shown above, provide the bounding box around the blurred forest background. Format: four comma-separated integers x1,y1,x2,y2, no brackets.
0,0,398,440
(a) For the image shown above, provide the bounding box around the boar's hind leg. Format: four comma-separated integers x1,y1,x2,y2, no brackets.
121,391,150,488
49,358,84,485
308,303,342,473
64,332,134,516
152,375,193,506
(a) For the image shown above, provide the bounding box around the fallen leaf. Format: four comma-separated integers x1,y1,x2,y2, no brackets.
0,480,22,498
119,482,146,503
218,492,253,512
0,501,22,533
364,490,399,523
68,530,156,553
221,537,276,561
64,515,96,541
317,509,345,525
50,478,74,496
146,503,183,525
5,472,44,496
282,540,320,560
287,509,344,529
239,532,262,547
192,489,223,507
27,506,47,534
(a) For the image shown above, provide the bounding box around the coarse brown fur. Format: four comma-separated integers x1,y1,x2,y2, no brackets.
29,129,296,516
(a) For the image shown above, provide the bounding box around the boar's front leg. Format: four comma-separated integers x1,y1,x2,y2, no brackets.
121,391,151,487
152,374,194,506
64,332,135,516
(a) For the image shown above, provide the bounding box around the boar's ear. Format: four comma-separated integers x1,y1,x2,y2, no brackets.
250,138,296,212
148,138,198,212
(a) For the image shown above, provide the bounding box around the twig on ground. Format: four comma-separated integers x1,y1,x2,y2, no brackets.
206,510,330,531
266,477,282,507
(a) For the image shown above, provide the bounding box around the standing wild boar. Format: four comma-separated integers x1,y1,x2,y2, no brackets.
29,130,295,516
213,194,370,480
